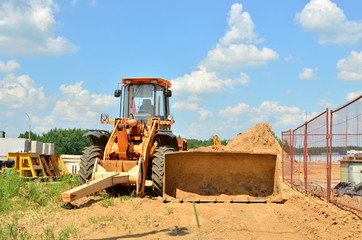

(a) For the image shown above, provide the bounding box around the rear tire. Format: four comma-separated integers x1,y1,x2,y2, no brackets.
79,145,104,185
151,146,176,195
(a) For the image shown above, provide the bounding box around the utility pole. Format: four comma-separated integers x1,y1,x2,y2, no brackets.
25,113,31,141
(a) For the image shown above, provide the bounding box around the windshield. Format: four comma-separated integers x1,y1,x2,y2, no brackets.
126,84,166,122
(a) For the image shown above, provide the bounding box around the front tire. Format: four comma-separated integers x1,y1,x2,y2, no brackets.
151,146,176,195
79,145,104,185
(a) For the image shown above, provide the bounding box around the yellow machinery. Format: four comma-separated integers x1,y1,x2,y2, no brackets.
211,135,222,150
62,78,282,203
40,154,69,177
0,152,69,178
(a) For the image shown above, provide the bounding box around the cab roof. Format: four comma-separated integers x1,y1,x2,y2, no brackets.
121,78,171,88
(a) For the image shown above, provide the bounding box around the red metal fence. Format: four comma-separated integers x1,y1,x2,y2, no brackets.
282,95,362,211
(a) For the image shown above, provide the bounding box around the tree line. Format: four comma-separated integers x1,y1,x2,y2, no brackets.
184,138,229,149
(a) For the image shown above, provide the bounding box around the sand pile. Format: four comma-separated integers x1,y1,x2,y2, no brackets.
225,122,283,173
195,145,225,151
195,146,214,151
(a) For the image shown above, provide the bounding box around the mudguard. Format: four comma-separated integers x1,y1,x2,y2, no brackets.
83,130,109,147
154,130,179,150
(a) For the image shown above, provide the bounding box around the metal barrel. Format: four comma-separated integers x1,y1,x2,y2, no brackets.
163,151,282,202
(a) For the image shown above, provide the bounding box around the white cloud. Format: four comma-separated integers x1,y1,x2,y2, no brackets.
172,67,250,93
172,102,199,111
5,111,14,118
172,101,214,120
299,67,318,80
71,0,79,7
274,113,318,127
171,67,224,93
219,3,264,46
346,90,362,101
198,108,213,120
171,3,278,94
337,50,362,81
31,81,117,128
186,122,199,137
200,44,278,72
0,73,47,109
50,81,117,122
0,60,20,72
296,0,362,45
0,0,79,55
318,99,338,108
224,72,250,87
219,103,249,117
258,101,300,114
186,95,201,102
218,101,302,127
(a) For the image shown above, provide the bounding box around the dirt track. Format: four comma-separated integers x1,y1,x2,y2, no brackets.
44,182,360,240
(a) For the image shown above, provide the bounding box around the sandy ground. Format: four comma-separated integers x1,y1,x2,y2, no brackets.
12,123,361,239
18,181,359,240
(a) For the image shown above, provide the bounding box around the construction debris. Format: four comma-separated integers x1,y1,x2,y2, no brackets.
334,182,362,197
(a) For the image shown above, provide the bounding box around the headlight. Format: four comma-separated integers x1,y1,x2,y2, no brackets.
100,113,109,123
167,114,174,121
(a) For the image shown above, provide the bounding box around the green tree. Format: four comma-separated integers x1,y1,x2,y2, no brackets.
18,131,40,141
184,138,228,149
275,136,282,147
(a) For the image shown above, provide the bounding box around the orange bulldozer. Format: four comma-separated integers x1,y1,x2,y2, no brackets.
62,78,282,203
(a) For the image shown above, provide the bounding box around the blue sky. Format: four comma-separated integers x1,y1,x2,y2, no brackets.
0,0,361,140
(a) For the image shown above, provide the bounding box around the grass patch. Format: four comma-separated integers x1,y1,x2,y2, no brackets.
165,205,174,215
0,219,33,240
0,172,79,214
119,194,134,202
0,171,80,239
89,215,114,224
58,224,77,240
101,194,115,208
41,228,56,240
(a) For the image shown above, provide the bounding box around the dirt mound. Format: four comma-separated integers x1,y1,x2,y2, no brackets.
195,145,225,151
195,146,214,151
225,122,283,174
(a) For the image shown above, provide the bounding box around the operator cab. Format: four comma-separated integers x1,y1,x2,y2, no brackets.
115,78,172,123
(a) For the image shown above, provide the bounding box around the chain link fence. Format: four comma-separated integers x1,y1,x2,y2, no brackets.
282,95,362,212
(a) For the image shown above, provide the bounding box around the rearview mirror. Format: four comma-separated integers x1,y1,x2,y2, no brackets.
114,89,122,98
165,90,172,97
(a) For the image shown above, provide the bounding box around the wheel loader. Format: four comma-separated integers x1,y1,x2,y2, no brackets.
62,78,282,203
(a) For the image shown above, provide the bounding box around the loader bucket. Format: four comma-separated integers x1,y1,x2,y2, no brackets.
163,151,282,203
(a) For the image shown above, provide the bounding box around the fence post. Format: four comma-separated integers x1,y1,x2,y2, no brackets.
326,108,331,203
291,130,294,186
282,132,284,181
304,123,308,193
